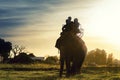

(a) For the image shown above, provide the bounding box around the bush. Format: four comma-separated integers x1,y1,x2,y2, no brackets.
10,52,33,64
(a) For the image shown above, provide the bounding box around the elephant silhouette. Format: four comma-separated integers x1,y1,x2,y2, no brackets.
55,32,87,77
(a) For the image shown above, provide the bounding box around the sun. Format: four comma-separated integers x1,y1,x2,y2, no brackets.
85,0,120,46
80,0,120,59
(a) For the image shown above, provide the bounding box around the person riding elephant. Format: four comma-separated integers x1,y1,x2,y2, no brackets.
55,17,87,77
62,16,72,32
73,18,81,34
62,17,82,36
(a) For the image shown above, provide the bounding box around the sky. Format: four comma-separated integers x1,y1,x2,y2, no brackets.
0,0,120,59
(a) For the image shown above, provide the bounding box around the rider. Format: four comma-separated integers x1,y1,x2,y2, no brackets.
56,17,83,49
62,16,72,32
73,18,81,34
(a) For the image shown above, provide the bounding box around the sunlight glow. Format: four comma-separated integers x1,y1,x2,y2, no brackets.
79,0,120,59
86,0,120,46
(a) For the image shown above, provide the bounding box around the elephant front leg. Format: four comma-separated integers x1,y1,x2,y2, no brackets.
60,58,64,77
65,59,71,77
77,54,86,74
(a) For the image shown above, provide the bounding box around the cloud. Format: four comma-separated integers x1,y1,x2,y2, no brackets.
0,0,100,56
0,18,26,28
0,0,68,29
0,0,59,27
0,33,14,38
0,0,99,34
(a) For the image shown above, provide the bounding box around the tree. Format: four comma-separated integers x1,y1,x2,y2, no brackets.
28,53,35,57
85,50,95,65
0,38,12,62
12,45,25,57
107,53,113,66
84,48,107,66
45,56,59,64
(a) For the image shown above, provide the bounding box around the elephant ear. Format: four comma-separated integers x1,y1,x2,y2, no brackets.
55,38,61,49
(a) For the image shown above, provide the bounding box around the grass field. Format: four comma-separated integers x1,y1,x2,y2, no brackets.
0,63,120,80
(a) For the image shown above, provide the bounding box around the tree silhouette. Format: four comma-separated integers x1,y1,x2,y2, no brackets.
28,53,35,57
12,45,25,57
0,38,12,63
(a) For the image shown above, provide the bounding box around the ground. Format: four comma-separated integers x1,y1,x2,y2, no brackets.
0,64,120,80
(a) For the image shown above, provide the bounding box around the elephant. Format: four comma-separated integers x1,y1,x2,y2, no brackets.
55,32,87,77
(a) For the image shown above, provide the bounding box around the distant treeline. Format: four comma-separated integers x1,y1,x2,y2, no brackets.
0,38,119,67
84,48,119,67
